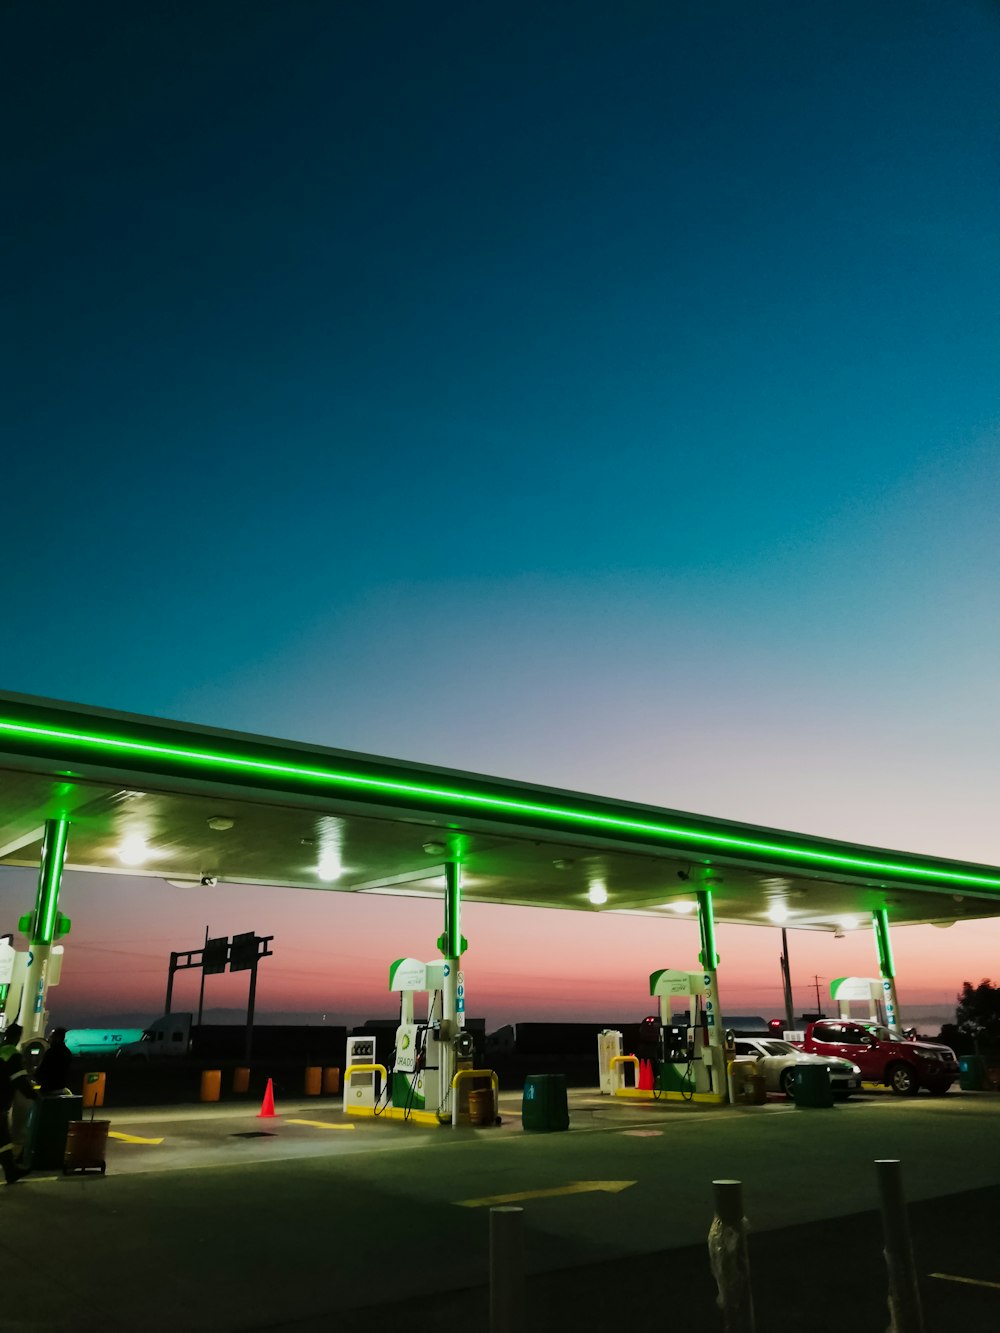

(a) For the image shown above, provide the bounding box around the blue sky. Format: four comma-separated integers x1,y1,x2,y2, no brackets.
3,1,999,1027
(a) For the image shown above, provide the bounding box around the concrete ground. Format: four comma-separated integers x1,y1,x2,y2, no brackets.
5,1085,1000,1331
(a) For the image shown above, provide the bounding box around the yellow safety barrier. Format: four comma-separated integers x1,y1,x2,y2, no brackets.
343,1062,446,1124
343,1061,388,1114
610,1054,640,1092
450,1068,500,1127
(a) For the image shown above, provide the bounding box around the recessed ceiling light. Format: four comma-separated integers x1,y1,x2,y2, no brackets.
588,882,608,905
552,858,574,870
118,834,149,866
767,903,789,924
669,901,697,914
422,841,446,856
207,816,235,832
839,916,858,931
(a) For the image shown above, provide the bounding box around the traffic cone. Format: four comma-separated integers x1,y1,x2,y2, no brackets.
257,1077,276,1118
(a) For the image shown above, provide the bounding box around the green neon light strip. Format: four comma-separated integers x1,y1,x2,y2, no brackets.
35,817,69,946
2,717,999,890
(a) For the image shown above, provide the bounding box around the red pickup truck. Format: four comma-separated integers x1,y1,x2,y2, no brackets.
798,1020,959,1095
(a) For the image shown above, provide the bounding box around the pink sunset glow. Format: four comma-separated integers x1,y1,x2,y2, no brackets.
17,864,999,1035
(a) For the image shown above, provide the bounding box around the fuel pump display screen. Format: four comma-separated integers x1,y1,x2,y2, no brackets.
661,1025,690,1062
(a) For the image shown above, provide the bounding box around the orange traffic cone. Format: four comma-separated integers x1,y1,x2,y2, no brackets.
257,1077,276,1118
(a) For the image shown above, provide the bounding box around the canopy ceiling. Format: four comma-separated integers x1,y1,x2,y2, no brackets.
1,691,997,933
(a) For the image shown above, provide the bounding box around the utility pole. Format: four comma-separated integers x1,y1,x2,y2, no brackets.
197,924,208,1025
779,928,795,1031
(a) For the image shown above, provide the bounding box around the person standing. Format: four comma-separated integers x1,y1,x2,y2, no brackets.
1,1023,38,1184
37,1028,73,1095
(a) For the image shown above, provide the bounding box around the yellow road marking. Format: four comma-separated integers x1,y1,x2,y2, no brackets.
929,1272,1000,1290
286,1119,356,1131
458,1180,635,1207
108,1131,164,1145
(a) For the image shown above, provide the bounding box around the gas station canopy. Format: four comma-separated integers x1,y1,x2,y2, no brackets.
1,690,998,932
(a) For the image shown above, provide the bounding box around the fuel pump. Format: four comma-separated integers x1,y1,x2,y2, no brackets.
388,957,454,1119
831,976,891,1028
648,968,728,1099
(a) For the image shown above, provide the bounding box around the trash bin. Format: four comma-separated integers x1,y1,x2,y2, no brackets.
322,1066,341,1095
23,1094,83,1171
200,1069,221,1102
467,1087,495,1126
958,1056,984,1091
729,1062,767,1106
791,1065,834,1108
521,1074,569,1132
64,1119,110,1175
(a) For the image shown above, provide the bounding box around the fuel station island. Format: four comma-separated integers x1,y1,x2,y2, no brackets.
2,688,1000,1116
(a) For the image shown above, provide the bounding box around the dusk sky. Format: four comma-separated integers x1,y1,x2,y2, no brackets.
4,2,999,1033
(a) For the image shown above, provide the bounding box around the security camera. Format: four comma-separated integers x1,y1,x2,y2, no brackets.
200,875,218,887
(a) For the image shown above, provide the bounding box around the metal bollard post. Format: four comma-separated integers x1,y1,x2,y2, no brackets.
708,1179,755,1333
875,1160,925,1333
489,1205,524,1333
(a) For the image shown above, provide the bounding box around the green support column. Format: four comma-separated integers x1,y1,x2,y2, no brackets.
437,860,468,960
695,888,726,1098
18,816,71,1042
435,861,469,1118
872,907,902,1034
696,889,719,971
442,861,461,960
32,818,71,946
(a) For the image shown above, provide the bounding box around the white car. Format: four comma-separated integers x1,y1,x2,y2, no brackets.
733,1037,862,1098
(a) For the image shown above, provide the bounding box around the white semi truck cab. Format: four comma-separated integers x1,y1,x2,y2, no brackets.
117,1013,193,1058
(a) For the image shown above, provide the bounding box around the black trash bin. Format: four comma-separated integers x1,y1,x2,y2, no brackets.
791,1065,834,1108
23,1094,83,1170
958,1056,984,1091
521,1074,569,1132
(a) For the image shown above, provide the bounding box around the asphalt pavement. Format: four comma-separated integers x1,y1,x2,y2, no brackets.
4,1086,999,1331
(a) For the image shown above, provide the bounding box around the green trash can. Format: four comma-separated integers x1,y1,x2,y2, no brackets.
958,1056,984,1091
791,1065,834,1108
23,1094,84,1170
521,1074,569,1132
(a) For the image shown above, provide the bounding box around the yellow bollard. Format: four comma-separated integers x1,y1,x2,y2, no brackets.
200,1069,221,1103
322,1066,341,1096
304,1065,322,1096
82,1071,106,1109
232,1066,250,1094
